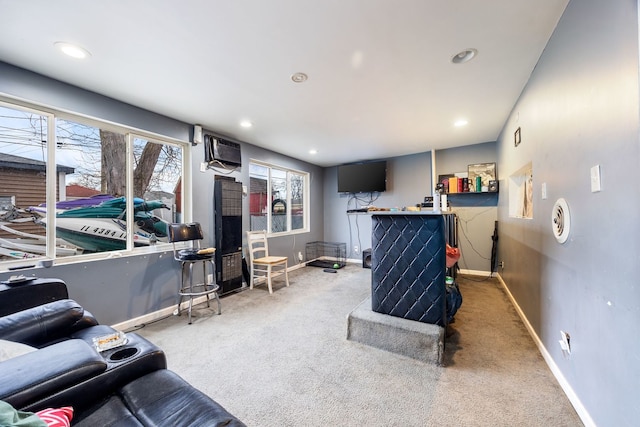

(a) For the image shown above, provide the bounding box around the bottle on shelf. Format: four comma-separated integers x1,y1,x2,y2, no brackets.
432,190,441,213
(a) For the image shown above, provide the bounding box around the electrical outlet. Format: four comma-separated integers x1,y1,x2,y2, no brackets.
499,261,505,269
354,245,359,254
298,251,303,261
559,330,571,355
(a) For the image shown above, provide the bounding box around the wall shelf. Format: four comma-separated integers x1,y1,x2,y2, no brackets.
444,191,498,195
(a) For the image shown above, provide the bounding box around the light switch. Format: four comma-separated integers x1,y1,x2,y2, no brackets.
590,165,601,192
541,182,547,200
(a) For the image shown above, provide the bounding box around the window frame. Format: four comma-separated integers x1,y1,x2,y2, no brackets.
249,159,310,236
0,96,191,269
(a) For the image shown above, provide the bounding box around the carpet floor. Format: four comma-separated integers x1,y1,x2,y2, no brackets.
133,264,583,427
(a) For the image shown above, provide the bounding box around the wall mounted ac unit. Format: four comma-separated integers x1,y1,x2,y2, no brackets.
204,134,242,166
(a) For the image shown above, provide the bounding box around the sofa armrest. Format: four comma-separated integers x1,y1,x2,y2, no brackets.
73,309,99,331
0,339,106,409
0,299,89,348
0,278,68,317
120,370,247,427
22,333,167,414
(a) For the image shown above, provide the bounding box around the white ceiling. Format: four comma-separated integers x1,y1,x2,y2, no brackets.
0,0,568,167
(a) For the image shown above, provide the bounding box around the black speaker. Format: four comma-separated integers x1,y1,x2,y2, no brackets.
488,180,498,192
362,248,372,269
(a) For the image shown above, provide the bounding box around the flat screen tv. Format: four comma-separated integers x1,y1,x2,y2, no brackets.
337,161,387,193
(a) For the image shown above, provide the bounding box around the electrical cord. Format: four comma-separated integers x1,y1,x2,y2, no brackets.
459,273,494,282
206,160,239,174
347,195,355,258
345,193,377,258
457,219,491,261
125,312,174,332
454,207,495,280
292,233,305,265
355,213,361,259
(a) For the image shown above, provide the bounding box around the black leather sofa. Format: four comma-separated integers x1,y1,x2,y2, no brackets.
0,277,74,316
0,279,245,426
0,298,109,348
0,339,244,426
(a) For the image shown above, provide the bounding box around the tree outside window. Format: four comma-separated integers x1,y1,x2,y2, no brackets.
0,101,184,264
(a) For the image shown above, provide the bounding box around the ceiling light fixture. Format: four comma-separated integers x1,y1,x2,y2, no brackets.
309,149,318,155
240,120,253,128
54,42,91,59
451,48,477,64
291,72,308,83
454,119,469,127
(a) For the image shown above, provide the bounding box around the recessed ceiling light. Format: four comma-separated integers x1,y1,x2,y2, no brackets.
240,120,253,128
454,119,469,127
451,49,477,64
291,72,308,83
309,149,318,155
54,42,91,59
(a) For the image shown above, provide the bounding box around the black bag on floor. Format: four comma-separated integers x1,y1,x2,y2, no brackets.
445,280,463,323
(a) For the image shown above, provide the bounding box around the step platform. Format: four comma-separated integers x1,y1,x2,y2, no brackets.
347,297,444,365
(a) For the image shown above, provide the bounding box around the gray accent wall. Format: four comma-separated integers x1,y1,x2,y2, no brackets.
0,61,325,325
496,0,639,425
435,142,498,273
323,152,433,261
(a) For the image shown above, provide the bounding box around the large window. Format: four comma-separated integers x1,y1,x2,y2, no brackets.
249,161,309,234
0,104,51,260
0,100,185,267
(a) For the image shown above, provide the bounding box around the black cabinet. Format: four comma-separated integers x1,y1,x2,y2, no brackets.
213,176,243,294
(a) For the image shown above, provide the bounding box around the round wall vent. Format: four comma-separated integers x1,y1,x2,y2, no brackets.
552,198,571,244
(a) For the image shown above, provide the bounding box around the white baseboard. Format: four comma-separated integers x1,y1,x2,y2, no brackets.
495,274,596,427
288,262,307,272
112,262,308,332
112,295,213,332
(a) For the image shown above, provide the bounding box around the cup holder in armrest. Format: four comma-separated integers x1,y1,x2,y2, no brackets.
109,347,139,361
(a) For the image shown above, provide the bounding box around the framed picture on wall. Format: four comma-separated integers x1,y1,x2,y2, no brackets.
467,163,496,192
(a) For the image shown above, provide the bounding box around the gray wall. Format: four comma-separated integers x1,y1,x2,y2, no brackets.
323,144,497,273
435,142,498,273
323,152,433,260
190,130,325,268
0,61,324,325
496,0,639,425
24,251,181,324
0,62,189,141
